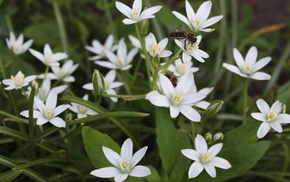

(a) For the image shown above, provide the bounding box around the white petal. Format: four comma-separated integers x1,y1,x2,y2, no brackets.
159,74,175,97
180,105,201,122
146,94,170,107
222,63,242,76
256,99,270,113
204,162,216,178
257,122,271,138
207,143,223,157
46,92,57,108
271,100,282,114
103,146,122,168
233,48,245,70
201,15,223,29
130,146,147,167
95,61,117,69
270,122,282,133
139,6,162,20
277,114,290,123
211,157,231,169
123,19,137,24
251,113,266,122
252,57,271,73
49,117,66,127
188,162,204,178
195,134,208,153
250,72,271,80
121,138,133,160
90,167,120,178
245,46,258,65
185,0,195,23
36,117,48,125
172,11,190,27
115,1,132,19
53,104,70,116
83,83,93,90
196,1,212,20
181,149,200,161
114,173,129,182
29,49,44,62
130,165,151,177
169,105,180,118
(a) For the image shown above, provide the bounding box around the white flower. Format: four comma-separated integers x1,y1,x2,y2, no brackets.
172,0,223,32
2,71,37,90
83,70,123,102
251,99,290,138
223,47,271,80
6,32,33,55
20,92,70,127
29,44,68,67
90,138,150,182
69,94,98,118
95,39,138,70
85,34,117,60
182,134,231,178
175,35,209,63
146,73,206,122
115,0,162,25
39,60,78,82
145,32,172,58
167,58,199,77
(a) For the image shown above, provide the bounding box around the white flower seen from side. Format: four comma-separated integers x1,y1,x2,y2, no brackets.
182,134,231,178
85,34,117,60
2,71,37,90
6,32,33,55
69,94,98,118
175,35,209,63
145,32,172,58
20,91,70,128
251,99,290,138
223,46,271,80
83,70,123,102
146,73,206,122
115,0,162,25
172,0,223,32
29,44,68,67
90,138,151,182
95,39,138,71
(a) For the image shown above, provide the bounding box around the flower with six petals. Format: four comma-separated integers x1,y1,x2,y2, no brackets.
6,32,33,55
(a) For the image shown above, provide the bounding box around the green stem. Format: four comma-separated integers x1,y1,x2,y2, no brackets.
101,94,145,100
4,55,16,68
191,122,196,145
116,71,132,95
282,143,289,176
243,78,248,125
0,110,28,124
28,87,36,160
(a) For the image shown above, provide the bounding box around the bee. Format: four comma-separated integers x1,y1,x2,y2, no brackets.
165,72,178,87
170,29,197,49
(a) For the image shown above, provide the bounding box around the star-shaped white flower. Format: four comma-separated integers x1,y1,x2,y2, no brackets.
146,73,206,122
2,71,37,90
182,134,231,178
90,138,150,182
6,32,33,55
83,70,123,102
95,39,138,71
175,35,209,63
145,32,172,58
29,44,68,67
223,46,271,80
172,0,223,32
20,92,70,127
167,58,199,77
85,34,117,60
39,60,79,82
69,94,98,119
116,0,162,25
251,99,290,138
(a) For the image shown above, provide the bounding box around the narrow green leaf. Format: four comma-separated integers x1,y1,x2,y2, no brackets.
0,110,28,124
0,170,23,182
0,126,28,141
12,157,64,170
82,126,120,168
28,86,36,159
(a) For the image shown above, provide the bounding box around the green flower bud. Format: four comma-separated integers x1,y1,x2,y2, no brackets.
92,70,105,96
206,100,224,116
213,132,224,143
204,132,212,143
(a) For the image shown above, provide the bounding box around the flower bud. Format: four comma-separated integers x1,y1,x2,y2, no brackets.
92,70,105,96
213,132,224,143
204,132,212,143
206,100,224,116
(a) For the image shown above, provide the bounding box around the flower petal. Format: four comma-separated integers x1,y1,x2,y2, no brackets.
204,162,216,178
222,63,242,76
245,46,258,65
211,156,231,169
195,134,208,153
172,11,190,27
90,167,120,178
207,143,223,157
121,138,133,160
49,117,66,127
181,149,200,161
130,146,148,167
251,113,266,122
257,122,271,138
252,57,271,73
130,165,151,177
188,162,204,178
115,1,132,19
180,105,201,122
103,146,122,168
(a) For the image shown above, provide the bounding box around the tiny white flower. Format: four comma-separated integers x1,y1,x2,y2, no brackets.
128,35,145,59
115,0,162,25
83,70,123,102
251,99,290,138
167,58,199,77
39,60,79,82
20,92,70,128
223,46,271,80
2,71,37,90
86,34,118,60
145,32,172,58
6,32,33,55
146,73,206,122
29,44,68,67
95,39,138,71
175,35,209,63
182,134,231,178
90,138,151,182
172,0,223,32
69,94,98,118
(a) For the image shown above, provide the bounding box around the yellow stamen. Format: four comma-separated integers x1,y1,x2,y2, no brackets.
266,111,277,122
201,152,212,163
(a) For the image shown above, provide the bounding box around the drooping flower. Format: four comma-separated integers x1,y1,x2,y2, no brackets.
251,99,290,138
115,0,162,25
174,35,209,63
85,34,117,60
38,60,79,82
146,73,206,122
20,91,70,127
2,71,37,90
90,138,151,182
172,0,223,32
223,46,271,80
145,32,172,58
83,70,123,102
6,32,33,55
29,44,68,67
69,94,98,118
167,58,199,77
182,134,231,178
95,39,138,71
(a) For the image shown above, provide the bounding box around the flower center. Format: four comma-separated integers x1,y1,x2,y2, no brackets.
132,6,141,20
119,159,130,173
116,57,124,67
38,87,48,101
11,73,25,88
150,43,160,56
244,64,252,74
13,45,21,54
201,152,212,163
177,63,187,74
45,53,54,64
195,17,204,26
44,107,53,119
78,105,87,114
266,111,277,122
172,94,182,105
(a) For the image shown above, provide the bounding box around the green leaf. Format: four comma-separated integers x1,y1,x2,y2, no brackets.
146,165,161,182
155,107,191,181
0,126,28,141
82,126,120,168
0,170,23,182
12,157,64,170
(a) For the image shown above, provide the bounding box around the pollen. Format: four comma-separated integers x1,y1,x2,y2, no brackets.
44,107,53,119
266,111,277,122
173,95,181,102
150,43,160,56
201,152,212,163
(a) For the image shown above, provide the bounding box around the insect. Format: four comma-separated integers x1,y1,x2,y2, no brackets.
165,72,178,87
170,29,197,49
